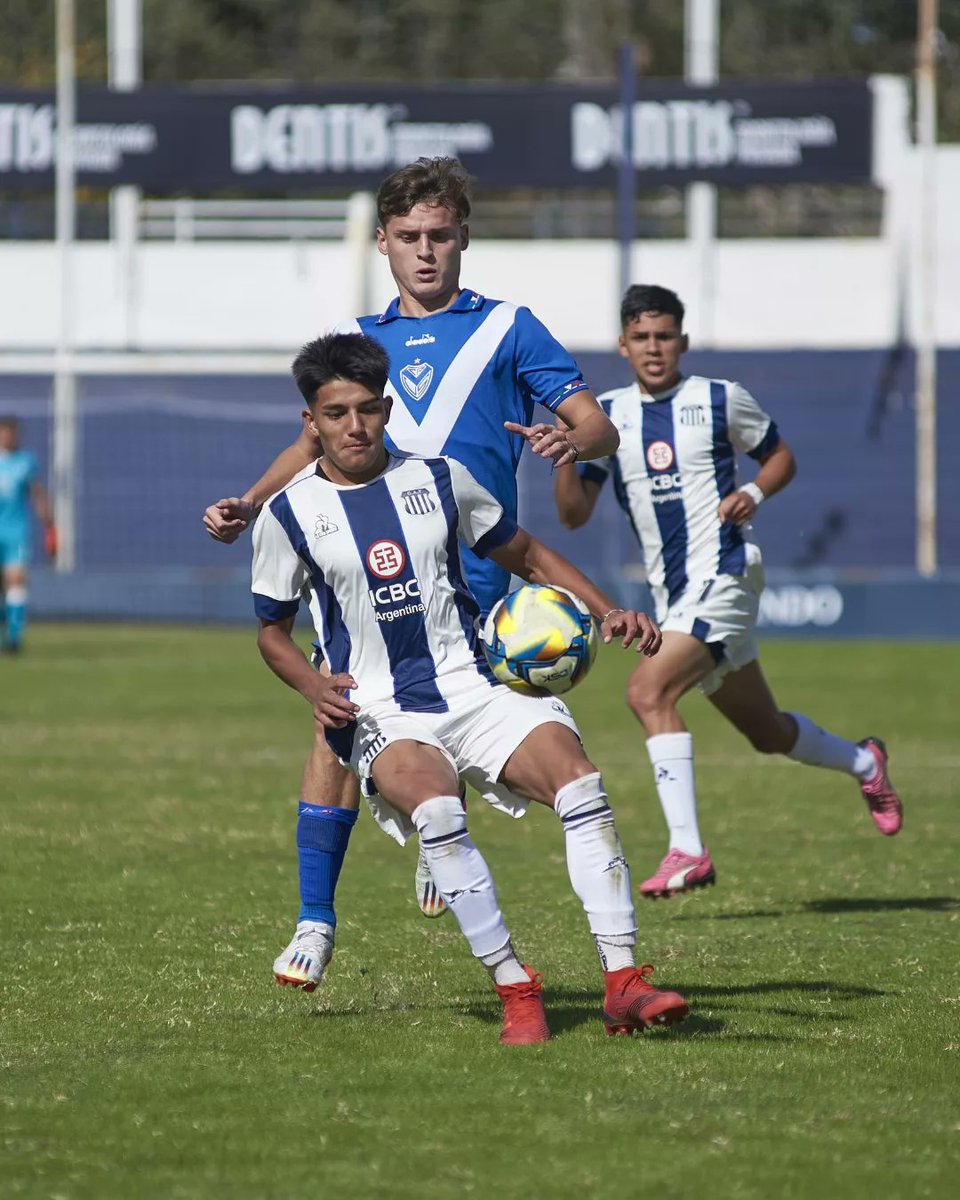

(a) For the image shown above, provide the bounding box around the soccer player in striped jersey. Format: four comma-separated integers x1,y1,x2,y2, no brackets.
554,285,903,898
0,417,56,654
203,158,619,986
251,330,688,1044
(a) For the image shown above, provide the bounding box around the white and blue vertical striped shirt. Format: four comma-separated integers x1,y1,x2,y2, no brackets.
251,454,516,719
579,376,780,617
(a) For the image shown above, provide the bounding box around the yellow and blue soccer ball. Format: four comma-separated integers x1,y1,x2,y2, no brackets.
481,583,599,696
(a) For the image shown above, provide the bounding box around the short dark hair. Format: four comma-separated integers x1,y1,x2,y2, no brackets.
620,285,685,329
376,156,472,227
0,415,18,428
291,332,390,405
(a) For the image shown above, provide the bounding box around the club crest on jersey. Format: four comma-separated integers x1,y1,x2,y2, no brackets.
313,513,339,538
646,440,674,471
681,405,706,426
366,539,406,579
400,359,434,401
401,487,436,516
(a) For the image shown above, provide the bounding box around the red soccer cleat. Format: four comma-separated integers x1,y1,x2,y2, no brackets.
494,966,550,1045
603,964,689,1036
858,738,903,836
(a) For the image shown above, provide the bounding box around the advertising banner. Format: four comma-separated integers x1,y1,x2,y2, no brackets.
0,80,873,191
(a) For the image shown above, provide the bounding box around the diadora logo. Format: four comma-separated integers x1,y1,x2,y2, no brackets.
646,440,674,471
401,487,436,516
366,539,406,579
400,359,434,401
651,472,684,492
404,333,436,347
313,513,339,538
680,405,706,426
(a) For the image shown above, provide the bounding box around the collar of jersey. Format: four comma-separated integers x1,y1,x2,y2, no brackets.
637,374,685,404
314,451,406,489
376,289,486,323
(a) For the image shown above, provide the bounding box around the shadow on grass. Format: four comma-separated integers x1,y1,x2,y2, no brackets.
678,979,885,1000
804,896,959,914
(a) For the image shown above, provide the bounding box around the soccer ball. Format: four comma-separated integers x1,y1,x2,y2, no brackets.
481,583,599,696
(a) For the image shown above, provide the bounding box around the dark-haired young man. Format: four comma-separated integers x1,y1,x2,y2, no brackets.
203,158,619,989
554,285,903,898
251,330,686,1045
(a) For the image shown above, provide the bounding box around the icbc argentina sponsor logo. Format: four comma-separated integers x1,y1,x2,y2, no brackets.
646,441,683,502
365,539,425,623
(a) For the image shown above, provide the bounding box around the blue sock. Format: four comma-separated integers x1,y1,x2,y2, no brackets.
297,803,358,926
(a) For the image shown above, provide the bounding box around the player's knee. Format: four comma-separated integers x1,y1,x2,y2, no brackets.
412,795,469,846
625,677,670,725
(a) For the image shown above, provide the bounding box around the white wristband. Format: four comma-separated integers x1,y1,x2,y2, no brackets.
740,482,765,507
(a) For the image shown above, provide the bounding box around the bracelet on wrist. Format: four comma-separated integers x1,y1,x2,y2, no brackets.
600,607,625,623
740,482,765,506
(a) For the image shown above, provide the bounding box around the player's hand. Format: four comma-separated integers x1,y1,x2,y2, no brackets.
600,609,662,656
309,672,359,729
718,490,758,527
504,421,580,468
43,523,58,559
203,497,256,543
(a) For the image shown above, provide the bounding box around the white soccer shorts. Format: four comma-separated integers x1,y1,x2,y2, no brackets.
344,679,581,844
659,542,766,697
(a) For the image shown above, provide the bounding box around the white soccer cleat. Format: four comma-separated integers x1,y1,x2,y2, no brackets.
414,842,447,919
272,920,335,991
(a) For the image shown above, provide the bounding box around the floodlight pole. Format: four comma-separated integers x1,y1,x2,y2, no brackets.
108,0,142,348
616,41,636,304
685,0,719,345
916,0,938,576
53,0,77,572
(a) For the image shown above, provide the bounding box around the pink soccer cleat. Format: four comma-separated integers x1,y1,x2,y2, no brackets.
639,845,716,899
858,737,903,836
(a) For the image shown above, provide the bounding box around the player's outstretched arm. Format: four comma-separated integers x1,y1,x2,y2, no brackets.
203,419,322,543
553,462,602,530
504,390,619,468
489,529,661,657
718,439,797,527
257,617,359,729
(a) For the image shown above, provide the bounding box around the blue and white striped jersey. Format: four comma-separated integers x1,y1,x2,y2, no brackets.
251,453,517,715
0,449,37,535
579,376,780,616
335,289,587,616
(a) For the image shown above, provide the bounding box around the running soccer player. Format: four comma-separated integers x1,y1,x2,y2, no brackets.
203,157,619,986
251,330,687,1044
554,284,903,898
0,417,56,654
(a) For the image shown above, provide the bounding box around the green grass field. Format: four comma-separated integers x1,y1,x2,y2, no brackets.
1,625,958,1199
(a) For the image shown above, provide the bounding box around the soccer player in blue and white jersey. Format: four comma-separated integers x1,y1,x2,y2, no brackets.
554,285,903,898
0,417,56,654
203,158,619,987
250,329,688,1044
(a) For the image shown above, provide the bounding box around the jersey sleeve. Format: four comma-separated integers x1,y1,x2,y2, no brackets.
251,499,308,621
445,458,518,558
577,456,611,489
512,306,590,412
25,452,38,484
726,382,781,460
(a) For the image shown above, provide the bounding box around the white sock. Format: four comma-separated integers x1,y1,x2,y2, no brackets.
411,796,512,959
479,940,529,986
787,713,876,780
646,732,704,856
554,773,636,967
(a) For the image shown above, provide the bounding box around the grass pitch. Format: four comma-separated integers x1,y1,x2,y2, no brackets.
1,625,958,1199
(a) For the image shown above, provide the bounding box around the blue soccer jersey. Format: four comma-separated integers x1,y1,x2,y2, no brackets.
0,448,37,547
336,289,587,615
